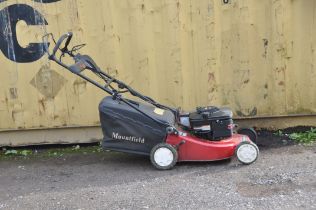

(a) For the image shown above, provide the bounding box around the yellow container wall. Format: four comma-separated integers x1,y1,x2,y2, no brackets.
0,0,315,131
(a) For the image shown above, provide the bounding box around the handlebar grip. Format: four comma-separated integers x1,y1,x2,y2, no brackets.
63,32,73,50
51,32,73,58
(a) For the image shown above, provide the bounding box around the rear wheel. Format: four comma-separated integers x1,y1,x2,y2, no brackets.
150,143,178,170
237,128,258,144
235,142,259,165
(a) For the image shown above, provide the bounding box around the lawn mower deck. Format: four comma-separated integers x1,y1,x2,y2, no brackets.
43,32,259,170
167,132,251,162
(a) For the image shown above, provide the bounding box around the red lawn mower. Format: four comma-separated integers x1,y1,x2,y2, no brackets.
43,32,259,170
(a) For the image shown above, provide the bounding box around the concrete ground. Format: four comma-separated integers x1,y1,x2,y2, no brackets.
0,139,315,210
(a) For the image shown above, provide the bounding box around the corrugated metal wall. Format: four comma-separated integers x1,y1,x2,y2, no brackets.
0,0,315,132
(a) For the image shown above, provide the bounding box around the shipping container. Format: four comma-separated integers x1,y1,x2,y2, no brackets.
0,0,315,146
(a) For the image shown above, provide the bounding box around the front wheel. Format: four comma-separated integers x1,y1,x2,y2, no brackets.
235,142,259,165
150,143,178,170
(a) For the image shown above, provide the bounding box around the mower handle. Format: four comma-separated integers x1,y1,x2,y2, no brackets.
42,32,176,129
52,32,73,58
43,32,73,60
63,32,73,51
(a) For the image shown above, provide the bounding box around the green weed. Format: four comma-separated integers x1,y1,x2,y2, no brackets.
274,130,284,137
4,149,32,156
289,128,316,144
0,145,103,160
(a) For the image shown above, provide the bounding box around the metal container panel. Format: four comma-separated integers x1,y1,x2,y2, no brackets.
0,0,315,133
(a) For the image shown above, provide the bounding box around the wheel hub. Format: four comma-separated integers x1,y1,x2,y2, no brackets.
236,143,258,164
154,147,174,167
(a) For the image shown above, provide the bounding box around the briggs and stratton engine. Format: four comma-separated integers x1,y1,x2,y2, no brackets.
179,106,234,140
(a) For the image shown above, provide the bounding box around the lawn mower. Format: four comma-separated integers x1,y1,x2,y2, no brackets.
43,32,259,170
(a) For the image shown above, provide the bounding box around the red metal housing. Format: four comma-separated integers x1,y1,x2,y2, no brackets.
166,130,250,161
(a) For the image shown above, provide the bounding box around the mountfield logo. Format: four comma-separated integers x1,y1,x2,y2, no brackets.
112,132,145,144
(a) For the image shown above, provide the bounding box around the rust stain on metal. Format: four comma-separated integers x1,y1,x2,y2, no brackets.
11,102,25,128
208,72,215,82
9,88,18,99
38,98,46,112
236,107,258,117
278,81,285,86
262,39,268,58
73,78,87,95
